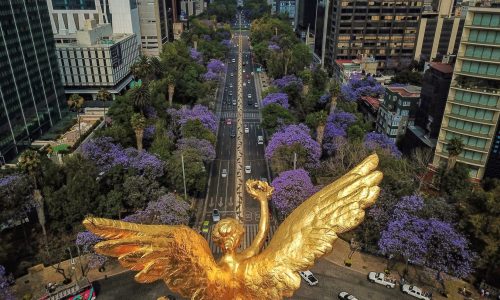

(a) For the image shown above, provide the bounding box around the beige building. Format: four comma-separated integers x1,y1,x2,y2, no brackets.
431,6,500,180
137,0,175,56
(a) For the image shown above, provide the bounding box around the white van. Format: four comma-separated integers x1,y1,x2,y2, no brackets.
257,136,263,144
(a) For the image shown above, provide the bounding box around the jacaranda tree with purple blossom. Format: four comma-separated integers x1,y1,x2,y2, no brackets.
0,174,34,223
341,76,385,102
261,93,289,109
176,137,216,162
202,70,219,82
207,58,226,74
168,104,218,134
364,132,402,158
122,193,190,225
189,47,203,64
271,169,316,217
322,111,357,155
0,265,14,300
265,124,321,173
75,231,107,272
272,75,303,91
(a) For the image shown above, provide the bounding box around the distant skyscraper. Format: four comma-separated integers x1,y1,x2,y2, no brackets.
0,0,66,162
138,0,175,56
431,6,500,180
324,0,424,72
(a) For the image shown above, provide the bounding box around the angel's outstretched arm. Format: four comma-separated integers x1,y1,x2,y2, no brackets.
240,180,273,258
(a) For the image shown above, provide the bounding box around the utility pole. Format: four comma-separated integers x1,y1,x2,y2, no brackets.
293,152,297,170
181,153,187,200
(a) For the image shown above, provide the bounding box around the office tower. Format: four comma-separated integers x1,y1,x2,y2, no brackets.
179,0,206,18
296,0,318,40
431,6,500,180
324,0,424,73
271,0,296,26
138,0,175,56
54,21,140,97
0,0,66,162
376,85,422,142
414,0,465,62
403,62,454,153
313,0,330,66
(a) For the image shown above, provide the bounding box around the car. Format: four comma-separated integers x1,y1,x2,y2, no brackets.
401,284,431,300
221,169,227,178
230,129,236,138
257,135,264,144
201,220,210,233
226,118,232,125
247,79,251,84
338,292,358,300
230,73,234,77
260,177,268,183
232,100,236,106
229,91,233,96
231,58,236,63
368,272,396,288
212,209,221,222
299,270,318,286
247,94,252,99
245,165,251,174
229,83,233,88
244,126,249,133
254,102,259,108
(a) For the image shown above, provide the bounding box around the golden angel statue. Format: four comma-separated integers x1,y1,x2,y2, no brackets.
83,154,383,300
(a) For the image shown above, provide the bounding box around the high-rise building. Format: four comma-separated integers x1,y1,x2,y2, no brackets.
324,0,424,73
414,0,465,62
431,6,500,180
296,0,318,41
313,0,330,66
271,0,296,26
138,0,176,56
0,0,66,162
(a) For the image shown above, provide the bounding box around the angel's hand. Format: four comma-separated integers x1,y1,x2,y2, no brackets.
246,179,273,202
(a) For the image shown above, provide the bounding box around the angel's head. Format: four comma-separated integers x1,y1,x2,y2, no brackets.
212,218,245,253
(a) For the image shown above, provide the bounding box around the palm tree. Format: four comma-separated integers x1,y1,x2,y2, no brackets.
329,81,340,114
96,88,112,127
131,113,147,151
446,137,464,171
130,55,151,81
315,111,328,147
67,94,85,139
166,74,176,107
192,34,199,50
18,150,49,252
149,56,164,79
131,84,150,113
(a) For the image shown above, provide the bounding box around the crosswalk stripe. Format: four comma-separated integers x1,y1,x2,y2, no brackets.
219,112,261,120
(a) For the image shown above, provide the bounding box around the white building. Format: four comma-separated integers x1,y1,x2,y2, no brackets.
54,21,140,98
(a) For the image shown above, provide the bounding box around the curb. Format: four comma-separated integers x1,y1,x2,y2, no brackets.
88,268,130,282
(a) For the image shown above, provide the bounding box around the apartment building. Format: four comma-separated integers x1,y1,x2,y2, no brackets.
431,6,500,180
138,0,176,56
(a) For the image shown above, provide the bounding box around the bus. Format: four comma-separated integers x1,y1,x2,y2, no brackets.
39,278,96,300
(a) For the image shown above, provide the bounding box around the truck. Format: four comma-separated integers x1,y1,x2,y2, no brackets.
367,272,396,288
401,284,432,300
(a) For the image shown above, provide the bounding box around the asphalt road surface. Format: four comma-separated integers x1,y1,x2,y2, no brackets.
94,261,413,300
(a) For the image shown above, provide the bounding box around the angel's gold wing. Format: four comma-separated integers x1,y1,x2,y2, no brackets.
83,218,221,299
243,154,383,299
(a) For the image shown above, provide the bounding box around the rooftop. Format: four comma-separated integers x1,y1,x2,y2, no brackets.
360,96,381,110
387,85,421,97
430,62,454,74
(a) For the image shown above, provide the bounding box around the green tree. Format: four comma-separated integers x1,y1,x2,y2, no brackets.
150,119,174,161
289,42,311,75
446,137,464,171
390,70,423,86
130,55,151,81
305,110,328,146
270,143,308,174
67,93,85,139
261,103,296,133
95,124,134,147
166,74,176,107
181,119,216,145
312,68,328,91
437,163,472,201
96,88,112,127
122,175,166,210
168,149,207,195
130,113,146,151
131,84,151,113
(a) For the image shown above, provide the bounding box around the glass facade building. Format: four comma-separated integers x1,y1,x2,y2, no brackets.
432,7,500,180
0,0,66,163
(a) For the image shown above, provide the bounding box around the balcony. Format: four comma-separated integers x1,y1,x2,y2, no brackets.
455,70,500,81
445,112,497,125
452,76,500,95
458,55,500,65
442,126,491,139
434,148,486,167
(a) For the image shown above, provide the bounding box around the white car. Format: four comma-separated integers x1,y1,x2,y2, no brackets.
402,284,432,300
247,94,252,98
299,270,318,286
245,165,251,174
368,272,396,288
212,209,221,222
221,169,227,178
254,102,259,108
338,292,358,300
244,126,249,133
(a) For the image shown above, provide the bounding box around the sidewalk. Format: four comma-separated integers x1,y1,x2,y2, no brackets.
14,256,127,299
325,238,480,300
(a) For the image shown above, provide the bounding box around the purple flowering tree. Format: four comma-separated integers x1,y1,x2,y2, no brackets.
176,137,216,162
207,59,226,74
271,169,316,216
143,124,156,141
364,132,402,158
168,104,218,134
261,93,289,109
75,231,107,272
189,48,203,64
202,70,219,81
268,42,281,51
272,75,303,91
122,193,190,225
322,111,357,155
221,39,231,48
265,124,321,172
319,93,331,105
0,174,34,222
341,76,385,102
0,265,14,300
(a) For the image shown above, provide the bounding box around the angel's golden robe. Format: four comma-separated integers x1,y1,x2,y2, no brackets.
83,154,382,300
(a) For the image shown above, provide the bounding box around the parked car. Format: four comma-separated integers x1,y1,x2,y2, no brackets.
201,220,210,233
338,291,358,300
368,272,396,288
402,284,432,300
221,169,227,178
230,73,234,77
299,270,318,286
245,165,251,174
212,209,221,222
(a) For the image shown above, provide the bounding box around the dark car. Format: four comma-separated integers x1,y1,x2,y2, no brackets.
230,129,236,138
